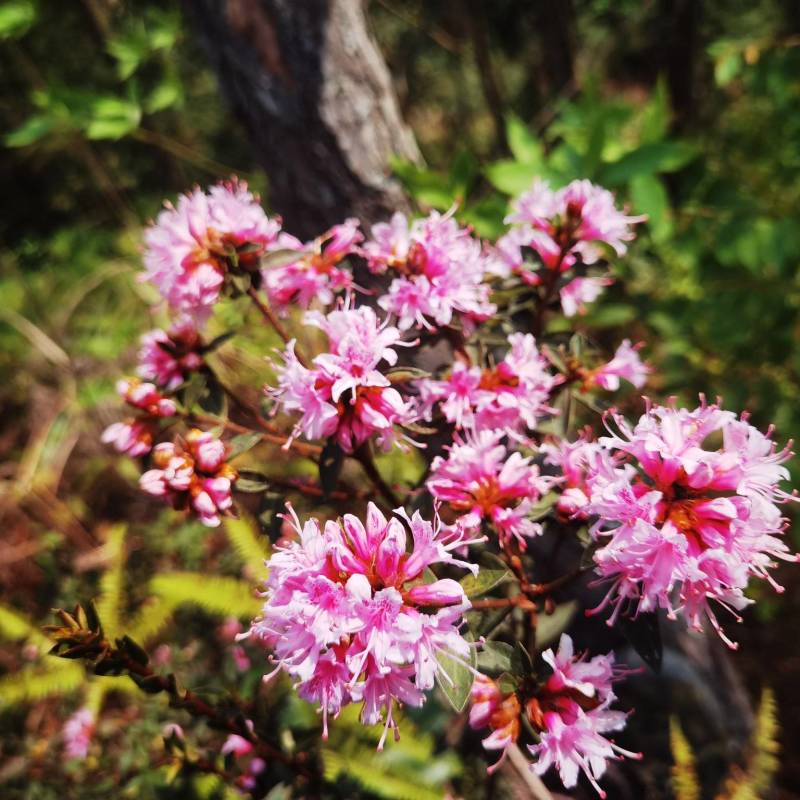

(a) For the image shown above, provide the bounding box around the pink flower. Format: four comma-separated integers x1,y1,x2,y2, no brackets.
63,708,95,760
269,304,418,453
142,179,280,321
364,211,495,331
222,734,254,758
138,320,204,391
468,675,521,773
115,378,177,417
139,428,237,527
101,419,153,457
263,219,361,313
542,432,616,520
506,179,645,267
526,635,638,798
559,276,613,318
585,398,798,647
417,333,558,434
589,340,650,391
427,429,554,548
245,502,480,747
102,378,178,457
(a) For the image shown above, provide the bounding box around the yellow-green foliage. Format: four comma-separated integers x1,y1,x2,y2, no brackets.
671,689,780,800
320,705,460,800
670,717,700,800
96,522,127,640
0,661,85,708
224,513,270,577
148,573,261,618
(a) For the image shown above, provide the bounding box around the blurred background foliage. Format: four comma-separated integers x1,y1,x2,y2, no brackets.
2,0,800,798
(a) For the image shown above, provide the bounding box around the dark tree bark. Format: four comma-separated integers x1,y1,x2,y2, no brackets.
183,0,421,238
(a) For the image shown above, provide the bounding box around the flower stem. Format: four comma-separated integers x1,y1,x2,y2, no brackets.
246,287,311,368
354,445,402,508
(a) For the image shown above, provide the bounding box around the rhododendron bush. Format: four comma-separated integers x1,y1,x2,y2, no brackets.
47,175,798,799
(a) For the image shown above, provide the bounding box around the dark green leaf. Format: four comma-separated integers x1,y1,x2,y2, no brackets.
319,439,344,499
460,566,511,598
197,373,227,417
598,141,697,186
235,471,270,494
618,612,662,672
476,641,514,674
535,601,578,650
227,432,263,460
436,639,476,712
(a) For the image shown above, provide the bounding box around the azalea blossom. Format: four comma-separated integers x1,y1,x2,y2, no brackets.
588,339,650,391
138,320,204,391
263,219,361,313
505,178,645,269
269,304,418,453
364,210,495,331
139,428,237,527
63,708,95,760
468,675,521,773
142,179,280,320
245,503,480,747
559,276,613,318
526,635,638,798
586,398,798,646
542,432,618,520
417,332,559,433
427,428,553,548
101,378,177,457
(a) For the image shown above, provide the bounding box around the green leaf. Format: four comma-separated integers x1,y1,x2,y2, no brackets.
235,473,270,493
505,114,545,165
0,0,36,39
535,600,578,650
148,573,261,618
460,564,511,598
227,432,263,460
85,96,141,140
598,141,697,186
484,159,542,196
0,662,85,709
630,173,671,242
476,641,514,674
0,604,48,645
436,640,476,712
144,78,182,114
260,248,302,270
714,51,743,87
5,113,55,147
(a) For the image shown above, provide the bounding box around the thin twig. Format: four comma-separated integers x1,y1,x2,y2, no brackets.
246,287,310,368
354,445,402,508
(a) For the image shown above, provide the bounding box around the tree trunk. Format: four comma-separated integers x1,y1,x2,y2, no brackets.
183,0,421,238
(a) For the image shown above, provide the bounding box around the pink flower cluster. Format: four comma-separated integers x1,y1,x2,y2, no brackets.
469,675,521,772
101,378,177,457
585,398,798,646
142,179,280,321
427,429,554,548
588,339,650,392
269,304,418,453
526,635,638,798
493,179,645,317
137,320,204,391
246,503,479,747
417,332,558,434
139,428,237,527
263,219,362,313
364,210,495,331
63,707,95,760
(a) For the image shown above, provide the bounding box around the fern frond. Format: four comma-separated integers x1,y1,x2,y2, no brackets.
0,661,85,708
96,523,127,640
224,514,270,578
126,596,178,645
670,717,700,800
321,748,445,800
717,687,780,800
0,604,50,647
148,572,261,618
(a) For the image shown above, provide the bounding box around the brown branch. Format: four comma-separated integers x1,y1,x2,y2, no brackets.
354,445,402,508
247,287,311,368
